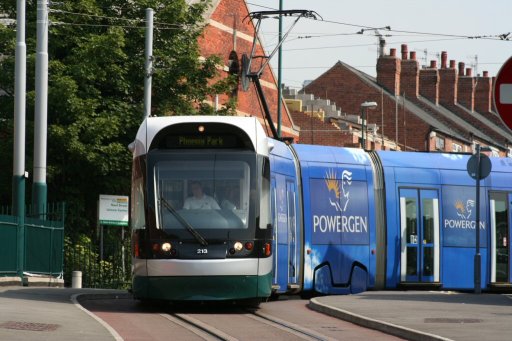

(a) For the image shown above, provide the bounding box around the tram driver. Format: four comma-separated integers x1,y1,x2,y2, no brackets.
183,181,220,210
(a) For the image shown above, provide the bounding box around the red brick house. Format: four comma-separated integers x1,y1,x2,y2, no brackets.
196,0,299,140
294,44,512,156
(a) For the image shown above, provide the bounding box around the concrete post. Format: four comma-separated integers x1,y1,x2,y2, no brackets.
33,0,49,219
13,0,27,279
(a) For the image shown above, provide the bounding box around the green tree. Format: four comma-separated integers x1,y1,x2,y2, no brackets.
0,0,236,235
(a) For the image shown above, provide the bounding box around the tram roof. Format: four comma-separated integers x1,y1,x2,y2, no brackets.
133,116,270,157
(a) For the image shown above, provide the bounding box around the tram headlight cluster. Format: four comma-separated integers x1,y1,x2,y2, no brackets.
161,242,172,252
151,242,176,256
229,241,255,255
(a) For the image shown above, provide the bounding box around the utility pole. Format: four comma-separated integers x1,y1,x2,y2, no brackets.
13,0,27,279
33,0,49,219
143,8,154,119
277,0,283,138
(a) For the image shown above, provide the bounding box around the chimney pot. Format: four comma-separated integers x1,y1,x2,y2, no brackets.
430,60,437,68
390,48,396,57
441,51,448,68
449,60,456,69
458,62,465,75
483,71,489,77
401,44,408,60
410,51,416,60
466,68,472,77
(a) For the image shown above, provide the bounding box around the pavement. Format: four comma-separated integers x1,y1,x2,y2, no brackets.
0,284,511,341
309,291,512,341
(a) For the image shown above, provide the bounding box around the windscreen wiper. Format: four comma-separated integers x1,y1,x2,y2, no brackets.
160,196,208,247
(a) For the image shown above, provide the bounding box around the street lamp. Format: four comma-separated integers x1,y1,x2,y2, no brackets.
360,101,378,149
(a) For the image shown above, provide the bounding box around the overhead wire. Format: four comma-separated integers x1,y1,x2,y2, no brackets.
49,9,191,30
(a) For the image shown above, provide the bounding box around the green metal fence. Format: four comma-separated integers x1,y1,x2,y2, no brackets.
0,214,18,276
0,203,65,278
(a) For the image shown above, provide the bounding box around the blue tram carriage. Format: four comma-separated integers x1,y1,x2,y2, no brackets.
378,151,512,290
270,141,512,295
130,116,274,302
270,142,375,295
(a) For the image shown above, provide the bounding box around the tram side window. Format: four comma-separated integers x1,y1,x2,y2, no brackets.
131,177,146,230
259,157,271,229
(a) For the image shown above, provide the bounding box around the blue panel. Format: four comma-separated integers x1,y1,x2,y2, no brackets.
489,171,512,190
442,247,488,289
442,185,487,248
350,266,368,294
393,167,440,185
294,145,370,166
383,167,400,288
377,151,469,171
440,170,476,186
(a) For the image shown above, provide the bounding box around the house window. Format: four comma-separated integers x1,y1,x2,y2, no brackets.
452,143,462,153
435,137,445,151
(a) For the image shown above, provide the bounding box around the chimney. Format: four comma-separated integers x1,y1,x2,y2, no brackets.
377,48,401,96
457,66,475,112
458,62,465,76
400,44,419,98
475,71,492,113
401,44,408,60
441,51,448,68
438,52,458,105
419,60,439,105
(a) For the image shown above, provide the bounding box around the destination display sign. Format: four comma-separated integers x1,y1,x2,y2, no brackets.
164,134,239,149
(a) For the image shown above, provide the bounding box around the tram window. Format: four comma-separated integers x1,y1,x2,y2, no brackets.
259,157,271,229
406,198,417,240
423,199,434,244
154,157,255,230
131,177,146,230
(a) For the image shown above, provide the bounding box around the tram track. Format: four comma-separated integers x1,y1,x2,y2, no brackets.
161,313,235,341
161,309,335,341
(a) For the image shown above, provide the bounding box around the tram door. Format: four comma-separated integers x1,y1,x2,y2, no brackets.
400,189,440,283
287,181,299,288
271,177,299,292
490,192,511,283
271,177,278,287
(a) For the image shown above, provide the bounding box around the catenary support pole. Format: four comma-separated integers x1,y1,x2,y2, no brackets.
13,0,27,279
143,8,154,119
33,0,49,219
277,0,283,138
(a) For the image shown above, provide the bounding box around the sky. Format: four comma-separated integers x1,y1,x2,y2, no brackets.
247,0,512,90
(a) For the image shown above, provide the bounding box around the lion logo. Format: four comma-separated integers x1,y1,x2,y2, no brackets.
455,199,474,219
325,169,352,212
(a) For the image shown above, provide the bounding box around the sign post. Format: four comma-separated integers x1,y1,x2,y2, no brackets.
494,56,512,132
98,195,129,260
467,145,492,294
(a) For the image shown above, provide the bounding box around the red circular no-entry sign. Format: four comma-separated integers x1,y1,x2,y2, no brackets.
494,56,512,132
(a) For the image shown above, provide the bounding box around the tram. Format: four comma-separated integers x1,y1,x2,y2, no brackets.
131,115,512,302
270,140,512,295
130,116,273,302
